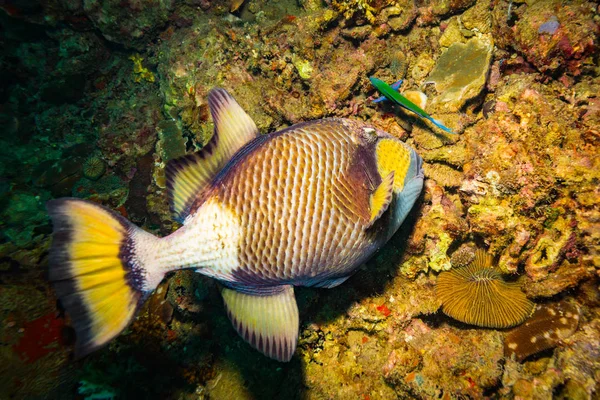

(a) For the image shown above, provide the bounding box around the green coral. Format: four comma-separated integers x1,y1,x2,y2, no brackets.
130,54,155,83
291,54,314,80
156,120,187,162
331,0,391,23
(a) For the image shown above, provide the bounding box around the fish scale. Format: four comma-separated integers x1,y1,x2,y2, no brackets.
45,88,424,362
213,121,369,285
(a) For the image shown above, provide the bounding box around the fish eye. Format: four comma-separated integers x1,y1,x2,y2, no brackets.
361,128,377,143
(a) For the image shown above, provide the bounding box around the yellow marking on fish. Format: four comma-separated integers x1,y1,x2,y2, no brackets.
369,171,394,224
375,139,411,191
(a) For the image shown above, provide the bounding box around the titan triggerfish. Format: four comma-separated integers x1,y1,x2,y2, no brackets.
47,88,424,362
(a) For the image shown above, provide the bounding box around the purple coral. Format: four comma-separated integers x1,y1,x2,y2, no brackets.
538,16,559,35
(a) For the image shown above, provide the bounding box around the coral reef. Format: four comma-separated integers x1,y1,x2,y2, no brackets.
1,0,599,398
437,249,534,328
427,37,493,112
504,301,580,362
82,155,106,181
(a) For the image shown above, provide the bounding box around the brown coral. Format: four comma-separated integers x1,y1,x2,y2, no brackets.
436,250,534,328
504,301,580,362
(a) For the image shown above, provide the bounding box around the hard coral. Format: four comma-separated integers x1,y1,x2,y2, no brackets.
504,301,580,362
492,0,599,76
437,250,534,328
82,156,106,181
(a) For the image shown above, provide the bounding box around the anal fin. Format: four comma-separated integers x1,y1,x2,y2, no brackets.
221,285,299,362
367,171,395,228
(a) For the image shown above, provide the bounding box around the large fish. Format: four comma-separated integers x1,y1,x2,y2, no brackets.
47,88,424,362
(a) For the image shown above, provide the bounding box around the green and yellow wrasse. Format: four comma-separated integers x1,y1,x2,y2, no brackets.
47,89,424,362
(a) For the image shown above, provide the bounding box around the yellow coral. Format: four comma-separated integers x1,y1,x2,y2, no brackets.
129,54,155,83
331,0,386,24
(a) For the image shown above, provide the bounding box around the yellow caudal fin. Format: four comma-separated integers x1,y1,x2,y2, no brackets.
47,198,161,357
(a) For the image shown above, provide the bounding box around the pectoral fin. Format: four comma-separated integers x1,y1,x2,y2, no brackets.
367,171,395,228
221,285,299,362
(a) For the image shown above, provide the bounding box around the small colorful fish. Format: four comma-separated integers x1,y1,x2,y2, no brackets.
370,77,455,134
47,88,424,362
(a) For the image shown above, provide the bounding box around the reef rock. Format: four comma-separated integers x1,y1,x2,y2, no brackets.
83,0,176,49
492,0,599,76
427,37,493,112
384,319,504,398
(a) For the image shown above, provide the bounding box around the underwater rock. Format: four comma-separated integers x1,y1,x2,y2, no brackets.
522,261,594,299
423,162,463,189
492,0,599,76
1,192,49,248
497,226,531,274
331,0,393,25
554,320,600,399
32,157,83,197
438,18,465,48
410,52,435,82
416,0,476,26
340,25,372,41
437,250,534,328
449,244,476,268
82,0,176,49
384,319,503,398
291,54,314,80
403,181,468,277
48,29,109,77
467,198,518,241
460,0,491,35
419,143,467,168
385,3,418,32
71,175,129,209
156,120,187,162
206,359,253,400
504,301,580,362
427,37,493,112
166,271,210,316
524,216,574,282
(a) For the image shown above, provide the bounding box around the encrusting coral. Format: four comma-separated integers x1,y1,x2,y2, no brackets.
504,301,580,362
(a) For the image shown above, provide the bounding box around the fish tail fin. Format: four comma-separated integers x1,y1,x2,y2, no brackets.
47,198,163,357
429,117,455,134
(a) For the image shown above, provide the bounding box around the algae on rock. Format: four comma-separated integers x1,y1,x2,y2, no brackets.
427,37,493,111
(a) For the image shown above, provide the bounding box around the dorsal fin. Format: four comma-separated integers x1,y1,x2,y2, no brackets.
166,88,259,222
